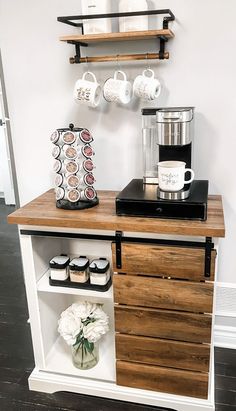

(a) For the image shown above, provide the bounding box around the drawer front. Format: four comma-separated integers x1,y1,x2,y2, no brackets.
116,334,210,372
112,242,216,281
115,305,212,344
114,275,213,313
116,360,209,399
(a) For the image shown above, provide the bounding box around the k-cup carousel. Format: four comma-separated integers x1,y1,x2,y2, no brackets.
51,124,99,210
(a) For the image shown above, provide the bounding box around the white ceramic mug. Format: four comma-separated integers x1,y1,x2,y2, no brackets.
73,72,102,107
133,69,161,101
158,161,195,192
103,70,132,104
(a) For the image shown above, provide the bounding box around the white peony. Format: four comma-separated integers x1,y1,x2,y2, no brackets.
58,310,82,346
71,301,97,320
58,301,109,346
83,321,109,343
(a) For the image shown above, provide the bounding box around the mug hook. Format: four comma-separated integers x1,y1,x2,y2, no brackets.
116,54,121,71
85,56,89,71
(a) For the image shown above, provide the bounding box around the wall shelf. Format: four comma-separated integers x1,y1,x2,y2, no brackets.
57,9,175,64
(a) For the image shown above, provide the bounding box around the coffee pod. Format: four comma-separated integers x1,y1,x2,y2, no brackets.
55,187,65,201
65,160,79,175
53,160,62,173
52,146,61,159
62,131,76,145
79,173,95,187
63,145,78,160
67,189,81,203
80,187,97,201
81,159,95,173
50,130,60,144
54,174,63,187
66,174,80,189
79,129,94,144
80,144,94,159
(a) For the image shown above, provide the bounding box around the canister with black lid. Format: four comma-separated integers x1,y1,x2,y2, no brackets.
69,257,89,283
89,258,110,286
49,255,70,281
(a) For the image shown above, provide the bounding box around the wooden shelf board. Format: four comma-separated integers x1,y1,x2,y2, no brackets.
37,270,114,300
59,29,174,44
8,189,225,238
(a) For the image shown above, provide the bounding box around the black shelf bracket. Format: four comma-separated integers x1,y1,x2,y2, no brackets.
115,231,123,270
204,237,214,278
57,9,175,64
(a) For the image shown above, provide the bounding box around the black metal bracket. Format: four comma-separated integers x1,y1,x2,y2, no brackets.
204,237,214,278
57,9,175,64
115,231,123,270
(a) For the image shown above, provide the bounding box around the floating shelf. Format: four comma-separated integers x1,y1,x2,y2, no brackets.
59,29,174,45
58,9,175,64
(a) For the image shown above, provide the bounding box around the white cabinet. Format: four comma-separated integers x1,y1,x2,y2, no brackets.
18,225,216,411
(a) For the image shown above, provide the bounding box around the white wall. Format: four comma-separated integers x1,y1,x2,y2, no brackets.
0,0,236,287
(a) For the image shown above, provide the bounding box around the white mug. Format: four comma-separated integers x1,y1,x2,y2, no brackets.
103,70,132,104
158,161,195,192
73,72,102,107
133,69,161,101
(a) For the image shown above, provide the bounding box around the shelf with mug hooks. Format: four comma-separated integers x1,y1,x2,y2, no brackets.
57,9,175,64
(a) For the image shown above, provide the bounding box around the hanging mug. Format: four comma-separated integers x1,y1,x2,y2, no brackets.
133,69,161,101
103,70,132,105
73,72,102,108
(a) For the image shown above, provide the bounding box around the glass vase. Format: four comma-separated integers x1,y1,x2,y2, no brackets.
72,342,99,370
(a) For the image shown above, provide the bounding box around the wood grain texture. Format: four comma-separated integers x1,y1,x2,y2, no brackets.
115,305,212,344
59,29,174,44
116,360,209,399
75,52,169,64
113,275,214,313
112,243,216,281
116,334,210,373
8,189,225,238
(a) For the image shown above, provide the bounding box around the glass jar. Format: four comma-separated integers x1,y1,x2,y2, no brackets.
89,258,110,286
49,255,70,281
69,257,89,283
81,0,112,34
72,341,99,370
119,0,148,32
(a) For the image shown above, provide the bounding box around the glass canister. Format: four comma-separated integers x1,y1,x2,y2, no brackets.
49,256,70,281
69,257,89,283
89,258,110,286
81,0,112,34
119,0,148,32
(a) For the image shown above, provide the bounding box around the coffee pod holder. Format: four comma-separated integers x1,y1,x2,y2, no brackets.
51,123,99,210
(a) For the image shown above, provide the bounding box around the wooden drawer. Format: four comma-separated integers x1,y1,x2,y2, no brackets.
114,274,213,313
115,305,212,344
116,334,210,372
116,360,209,399
112,242,216,281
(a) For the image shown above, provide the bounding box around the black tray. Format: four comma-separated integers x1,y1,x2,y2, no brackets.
49,276,112,292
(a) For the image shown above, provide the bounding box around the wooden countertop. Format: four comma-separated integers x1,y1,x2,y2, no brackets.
8,189,225,238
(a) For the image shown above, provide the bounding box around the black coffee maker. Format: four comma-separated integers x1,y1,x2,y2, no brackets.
116,107,209,220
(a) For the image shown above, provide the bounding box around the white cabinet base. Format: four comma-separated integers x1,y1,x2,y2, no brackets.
29,365,215,411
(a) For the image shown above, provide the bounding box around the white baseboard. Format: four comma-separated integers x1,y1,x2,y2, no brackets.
214,325,236,349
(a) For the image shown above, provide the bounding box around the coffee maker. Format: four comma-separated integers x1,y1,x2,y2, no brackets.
116,107,209,220
143,107,194,200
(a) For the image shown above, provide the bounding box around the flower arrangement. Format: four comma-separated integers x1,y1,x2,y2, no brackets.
58,301,109,369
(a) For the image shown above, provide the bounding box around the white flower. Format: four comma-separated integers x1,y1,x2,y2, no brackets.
83,321,109,343
58,310,82,346
58,301,109,346
71,301,97,320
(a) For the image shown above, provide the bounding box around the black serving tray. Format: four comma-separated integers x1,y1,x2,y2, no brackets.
49,276,112,292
